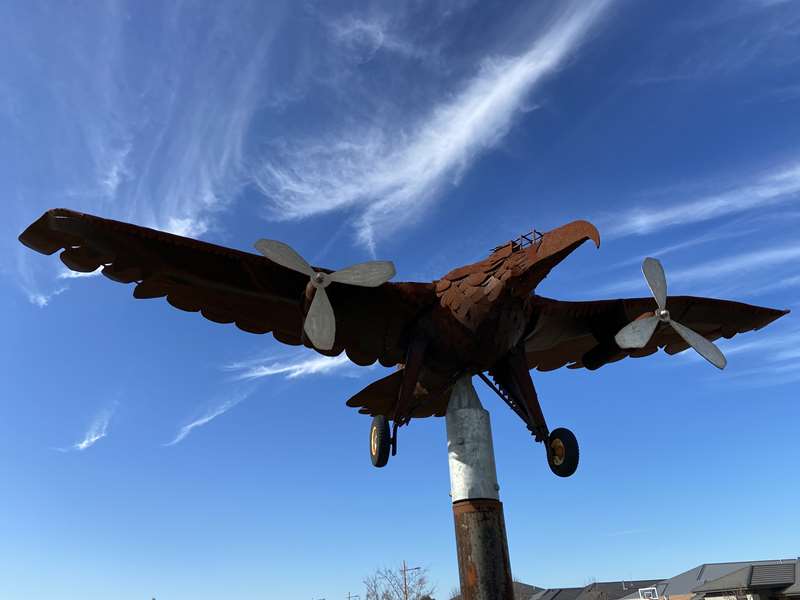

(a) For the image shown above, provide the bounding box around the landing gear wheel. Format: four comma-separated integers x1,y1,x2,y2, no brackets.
369,415,391,468
547,427,579,478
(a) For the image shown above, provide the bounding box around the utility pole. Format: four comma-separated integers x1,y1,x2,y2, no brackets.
401,560,421,600
346,594,359,600
446,376,514,600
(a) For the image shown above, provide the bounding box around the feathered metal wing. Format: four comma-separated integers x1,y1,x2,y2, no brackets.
19,209,435,367
525,295,788,372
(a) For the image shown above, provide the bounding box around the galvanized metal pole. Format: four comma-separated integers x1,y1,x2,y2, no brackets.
446,376,514,600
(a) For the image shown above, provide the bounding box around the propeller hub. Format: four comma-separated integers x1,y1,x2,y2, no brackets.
656,308,670,322
311,271,330,288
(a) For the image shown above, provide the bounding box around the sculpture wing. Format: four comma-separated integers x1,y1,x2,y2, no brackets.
19,209,435,366
524,295,789,371
344,370,452,419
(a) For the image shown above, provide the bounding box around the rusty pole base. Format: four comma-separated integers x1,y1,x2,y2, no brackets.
447,376,515,600
452,498,514,600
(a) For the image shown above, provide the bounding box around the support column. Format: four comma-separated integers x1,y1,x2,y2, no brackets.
447,376,514,600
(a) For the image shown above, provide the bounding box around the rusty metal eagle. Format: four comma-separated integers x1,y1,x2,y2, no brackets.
19,209,789,476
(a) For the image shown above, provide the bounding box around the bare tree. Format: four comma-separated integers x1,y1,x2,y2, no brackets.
364,563,436,600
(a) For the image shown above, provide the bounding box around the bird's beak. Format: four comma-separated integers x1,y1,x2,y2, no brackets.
537,220,600,254
511,220,601,297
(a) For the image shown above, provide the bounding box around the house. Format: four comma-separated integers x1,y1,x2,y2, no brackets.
531,587,584,600
614,559,800,600
451,558,800,600
691,559,800,600
531,580,664,600
608,559,800,600
449,579,543,600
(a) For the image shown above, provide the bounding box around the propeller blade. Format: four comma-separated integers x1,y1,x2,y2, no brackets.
670,320,727,370
642,257,667,310
254,239,314,277
304,288,336,350
614,315,659,349
328,261,396,287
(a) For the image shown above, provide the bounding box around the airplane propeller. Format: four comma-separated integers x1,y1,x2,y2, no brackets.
254,239,396,351
614,257,727,370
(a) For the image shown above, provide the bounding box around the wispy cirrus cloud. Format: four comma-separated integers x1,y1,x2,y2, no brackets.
635,1,800,86
607,226,759,269
225,353,355,381
605,528,650,537
599,243,800,295
24,287,68,308
719,326,800,359
108,7,279,238
674,324,798,386
329,15,431,63
603,162,800,239
165,387,254,447
5,3,282,304
14,249,68,308
57,406,115,452
253,1,611,251
749,273,800,295
719,360,800,387
57,267,103,280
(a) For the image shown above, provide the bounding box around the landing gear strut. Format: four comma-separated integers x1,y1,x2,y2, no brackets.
370,336,427,468
481,348,580,477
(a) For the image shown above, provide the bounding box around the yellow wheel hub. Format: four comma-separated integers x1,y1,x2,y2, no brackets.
370,426,378,456
549,438,565,466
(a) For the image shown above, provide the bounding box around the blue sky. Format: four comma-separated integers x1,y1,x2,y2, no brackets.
1,1,799,598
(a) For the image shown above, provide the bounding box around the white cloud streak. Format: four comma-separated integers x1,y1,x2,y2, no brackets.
57,406,115,452
608,226,758,269
719,361,800,386
57,267,103,280
750,273,800,295
253,1,610,251
604,163,800,238
605,528,650,537
14,249,68,307
25,287,68,308
720,327,800,358
675,324,797,387
165,388,254,447
117,12,277,239
330,16,428,62
226,353,353,381
6,4,282,306
599,244,800,295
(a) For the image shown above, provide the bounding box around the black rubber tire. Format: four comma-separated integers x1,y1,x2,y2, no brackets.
369,415,391,468
547,427,579,478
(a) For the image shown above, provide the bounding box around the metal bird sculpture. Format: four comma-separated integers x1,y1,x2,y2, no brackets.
19,209,789,476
